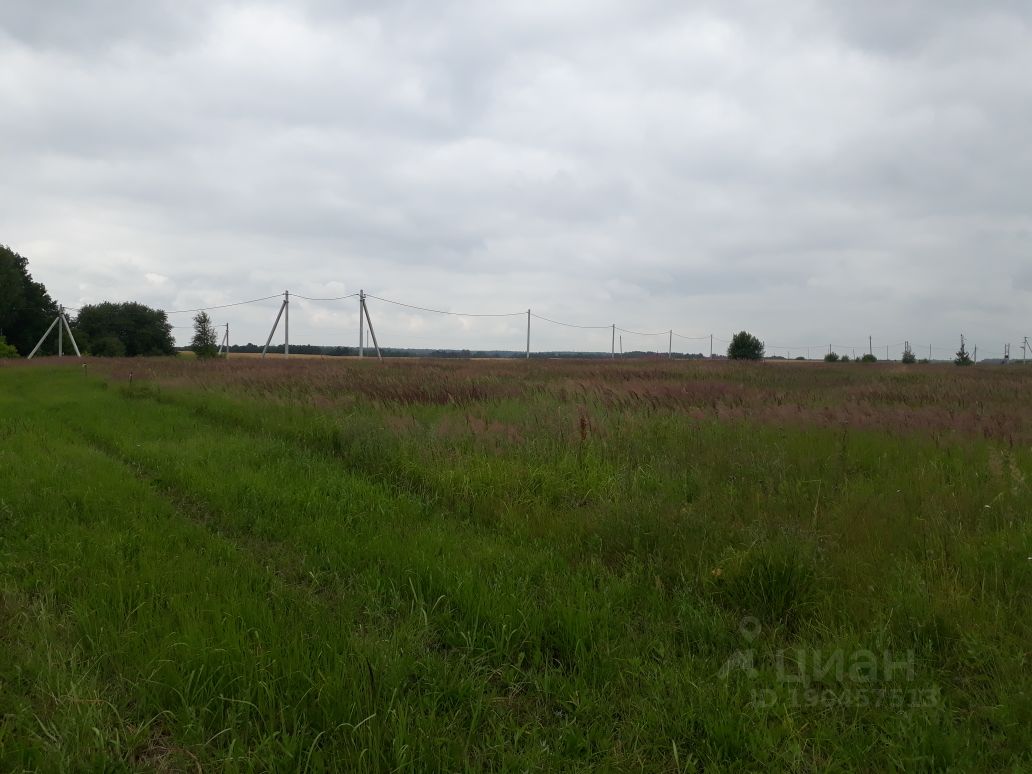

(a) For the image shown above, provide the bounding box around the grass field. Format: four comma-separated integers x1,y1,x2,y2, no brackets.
1,358,1030,771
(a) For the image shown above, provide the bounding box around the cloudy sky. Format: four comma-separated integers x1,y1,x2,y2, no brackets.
2,1,1030,357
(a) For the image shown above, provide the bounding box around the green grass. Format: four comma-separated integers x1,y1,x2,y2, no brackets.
1,362,1030,771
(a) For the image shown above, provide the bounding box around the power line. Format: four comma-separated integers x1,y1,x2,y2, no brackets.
617,326,668,336
367,294,524,318
163,294,283,314
293,292,360,302
531,313,610,330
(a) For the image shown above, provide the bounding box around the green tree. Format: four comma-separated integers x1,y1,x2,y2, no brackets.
191,311,219,359
0,334,19,358
824,352,840,362
955,336,972,366
73,302,176,357
727,331,764,360
0,244,59,356
902,342,916,364
860,353,878,363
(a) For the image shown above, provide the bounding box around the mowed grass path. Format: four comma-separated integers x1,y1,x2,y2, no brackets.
1,363,1030,771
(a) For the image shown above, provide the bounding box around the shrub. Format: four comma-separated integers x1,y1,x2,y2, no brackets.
860,353,878,363
90,335,126,357
824,352,840,362
0,334,18,358
841,355,851,362
727,331,764,360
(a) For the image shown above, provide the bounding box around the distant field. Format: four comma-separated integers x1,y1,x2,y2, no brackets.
1,358,1029,771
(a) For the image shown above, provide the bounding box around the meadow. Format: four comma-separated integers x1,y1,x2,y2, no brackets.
1,357,1029,771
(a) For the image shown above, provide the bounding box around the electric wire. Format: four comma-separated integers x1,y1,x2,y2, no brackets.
616,326,668,336
163,294,283,314
293,293,360,301
531,313,610,329
39,296,1020,360
368,294,524,318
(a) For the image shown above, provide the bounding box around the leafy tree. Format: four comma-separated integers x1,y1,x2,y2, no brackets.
191,311,219,359
955,336,972,366
73,302,175,356
0,334,19,358
902,342,916,364
824,352,840,362
0,244,59,356
860,353,878,363
840,355,851,362
727,331,764,360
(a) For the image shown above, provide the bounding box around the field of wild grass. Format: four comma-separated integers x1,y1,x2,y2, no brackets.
1,357,1030,771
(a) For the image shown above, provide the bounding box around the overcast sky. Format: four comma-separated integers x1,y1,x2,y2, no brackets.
2,1,1030,356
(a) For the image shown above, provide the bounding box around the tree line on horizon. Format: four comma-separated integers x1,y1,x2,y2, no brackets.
3,244,714,360
1,244,176,358
1,245,1012,365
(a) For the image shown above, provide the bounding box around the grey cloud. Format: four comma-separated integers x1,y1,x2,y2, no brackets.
1,1,1030,353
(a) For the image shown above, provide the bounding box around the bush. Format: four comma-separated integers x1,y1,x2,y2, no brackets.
727,331,764,360
840,355,850,362
860,353,878,363
0,334,18,358
90,335,126,357
824,352,840,362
